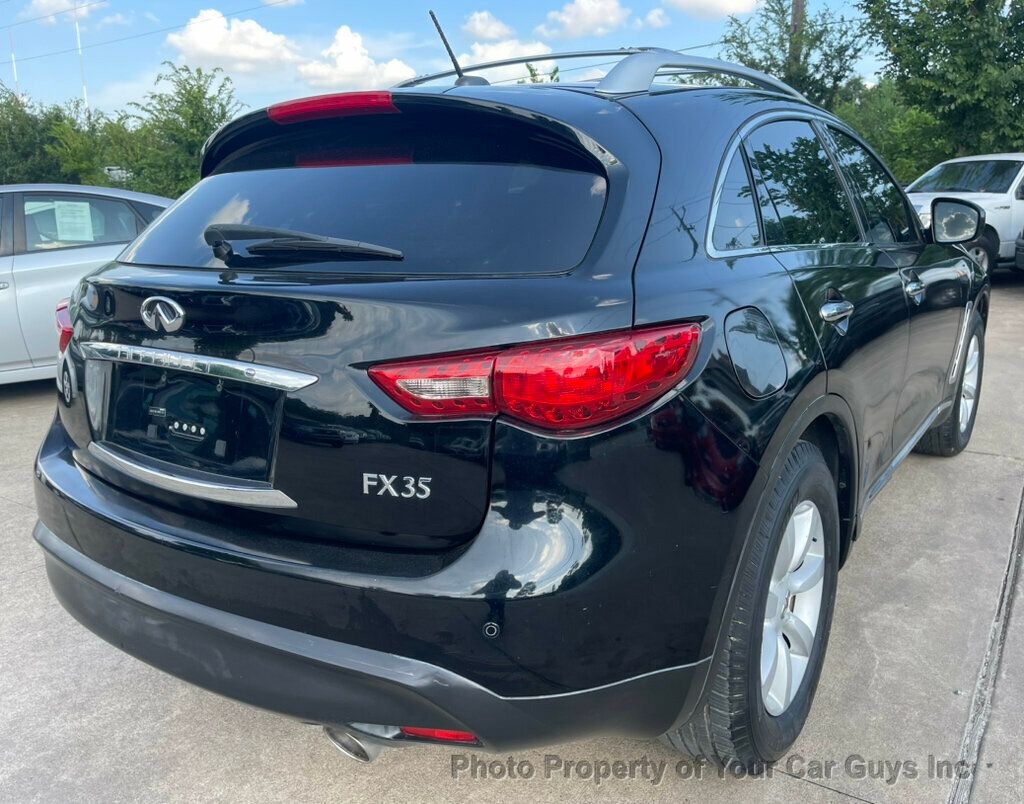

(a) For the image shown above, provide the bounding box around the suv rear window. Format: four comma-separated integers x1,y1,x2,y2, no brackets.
122,111,608,275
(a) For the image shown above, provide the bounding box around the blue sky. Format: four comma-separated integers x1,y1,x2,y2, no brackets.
1,0,870,113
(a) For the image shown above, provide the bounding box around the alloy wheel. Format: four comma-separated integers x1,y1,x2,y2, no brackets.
761,500,826,717
959,334,981,433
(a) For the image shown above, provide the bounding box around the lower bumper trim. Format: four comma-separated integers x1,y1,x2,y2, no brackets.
35,521,707,750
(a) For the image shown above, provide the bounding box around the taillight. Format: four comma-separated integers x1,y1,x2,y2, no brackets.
55,298,73,353
399,726,479,744
268,91,399,124
369,323,702,431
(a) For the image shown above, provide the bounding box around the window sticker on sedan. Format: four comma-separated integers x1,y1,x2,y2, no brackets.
53,200,95,241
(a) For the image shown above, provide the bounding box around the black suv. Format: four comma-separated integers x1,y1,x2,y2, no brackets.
33,50,989,770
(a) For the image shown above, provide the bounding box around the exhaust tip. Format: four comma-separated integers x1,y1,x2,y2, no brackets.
323,726,382,763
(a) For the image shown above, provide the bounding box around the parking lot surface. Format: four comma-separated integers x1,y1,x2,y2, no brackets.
1,274,1022,804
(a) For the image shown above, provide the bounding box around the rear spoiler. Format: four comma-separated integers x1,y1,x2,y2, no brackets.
199,91,620,178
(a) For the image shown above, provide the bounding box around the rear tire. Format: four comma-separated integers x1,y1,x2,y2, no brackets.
914,314,984,457
662,441,839,772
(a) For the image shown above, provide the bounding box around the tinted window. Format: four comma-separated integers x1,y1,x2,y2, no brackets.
123,111,608,275
744,120,860,246
909,160,1023,193
712,150,761,251
827,128,916,244
22,194,139,252
134,202,165,225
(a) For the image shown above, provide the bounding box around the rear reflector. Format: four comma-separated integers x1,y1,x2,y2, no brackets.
268,91,399,125
55,298,73,353
399,726,480,744
369,323,702,431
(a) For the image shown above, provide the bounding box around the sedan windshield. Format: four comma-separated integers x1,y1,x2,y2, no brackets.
909,160,1023,194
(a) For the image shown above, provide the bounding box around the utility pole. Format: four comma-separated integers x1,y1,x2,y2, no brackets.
73,0,89,111
788,0,805,82
8,30,19,97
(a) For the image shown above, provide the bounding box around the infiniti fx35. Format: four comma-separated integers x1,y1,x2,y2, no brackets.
32,53,989,771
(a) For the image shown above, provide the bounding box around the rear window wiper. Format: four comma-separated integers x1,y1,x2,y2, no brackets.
203,224,403,264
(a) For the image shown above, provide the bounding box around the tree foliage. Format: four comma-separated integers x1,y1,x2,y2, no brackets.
721,0,867,110
0,62,241,198
834,79,953,183
859,0,1024,155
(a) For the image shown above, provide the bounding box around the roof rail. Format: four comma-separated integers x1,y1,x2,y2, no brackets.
595,48,807,101
394,46,808,104
395,48,649,88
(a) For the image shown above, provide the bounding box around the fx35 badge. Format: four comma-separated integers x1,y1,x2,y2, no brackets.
362,473,432,499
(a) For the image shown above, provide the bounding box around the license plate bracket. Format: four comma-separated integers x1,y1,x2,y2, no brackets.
104,363,282,481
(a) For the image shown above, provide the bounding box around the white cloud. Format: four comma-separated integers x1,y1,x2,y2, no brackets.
26,0,107,25
96,12,131,28
536,0,630,38
457,39,554,83
298,26,416,89
167,9,302,74
144,11,160,23
463,10,514,40
265,0,303,5
640,8,670,27
662,0,758,19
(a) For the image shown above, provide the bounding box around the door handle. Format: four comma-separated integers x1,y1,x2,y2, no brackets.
0,282,8,291
904,279,926,303
819,300,855,324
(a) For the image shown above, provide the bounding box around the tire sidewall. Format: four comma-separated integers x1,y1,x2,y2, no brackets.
746,449,840,762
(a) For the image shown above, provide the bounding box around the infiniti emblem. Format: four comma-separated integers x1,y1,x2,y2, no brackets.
140,296,185,333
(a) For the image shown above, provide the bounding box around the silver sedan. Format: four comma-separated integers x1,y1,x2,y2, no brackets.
0,184,170,385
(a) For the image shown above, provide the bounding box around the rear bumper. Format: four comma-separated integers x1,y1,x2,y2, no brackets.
36,520,706,750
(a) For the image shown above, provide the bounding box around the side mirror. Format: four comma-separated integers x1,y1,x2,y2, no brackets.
931,198,985,244
1016,183,1024,201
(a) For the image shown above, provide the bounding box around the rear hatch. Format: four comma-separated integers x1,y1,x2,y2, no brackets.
64,88,659,551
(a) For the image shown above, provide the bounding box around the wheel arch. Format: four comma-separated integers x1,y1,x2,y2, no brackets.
672,378,861,732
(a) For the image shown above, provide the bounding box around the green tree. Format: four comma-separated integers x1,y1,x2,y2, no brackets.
860,0,1024,155
721,0,867,110
834,79,953,183
0,89,74,183
128,62,243,197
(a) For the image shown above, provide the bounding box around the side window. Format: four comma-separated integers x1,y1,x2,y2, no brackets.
826,128,917,244
21,194,140,253
744,120,860,246
134,202,165,226
711,150,762,251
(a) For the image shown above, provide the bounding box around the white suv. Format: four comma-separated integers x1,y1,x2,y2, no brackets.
907,153,1024,271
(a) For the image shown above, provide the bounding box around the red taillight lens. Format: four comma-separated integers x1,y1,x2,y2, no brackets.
399,726,480,744
268,91,399,124
55,298,73,353
369,324,702,431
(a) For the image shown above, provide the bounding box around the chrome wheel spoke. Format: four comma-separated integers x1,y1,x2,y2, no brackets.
762,630,791,716
788,553,824,594
782,611,815,657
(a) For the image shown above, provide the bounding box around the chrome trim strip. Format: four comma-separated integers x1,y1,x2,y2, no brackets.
81,442,298,509
947,300,974,384
79,342,317,392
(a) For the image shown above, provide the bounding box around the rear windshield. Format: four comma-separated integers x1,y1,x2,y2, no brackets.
121,108,608,275
908,160,1023,194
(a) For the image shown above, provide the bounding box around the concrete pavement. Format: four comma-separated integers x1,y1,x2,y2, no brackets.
1,273,1022,803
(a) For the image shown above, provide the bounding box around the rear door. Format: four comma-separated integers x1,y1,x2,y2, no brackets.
0,194,33,375
822,126,970,451
743,118,910,488
13,191,142,367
